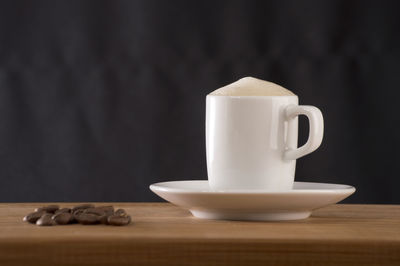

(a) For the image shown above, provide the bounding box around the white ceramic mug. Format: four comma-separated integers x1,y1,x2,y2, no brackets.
206,95,324,191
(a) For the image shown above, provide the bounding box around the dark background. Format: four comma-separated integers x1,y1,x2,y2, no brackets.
0,0,399,203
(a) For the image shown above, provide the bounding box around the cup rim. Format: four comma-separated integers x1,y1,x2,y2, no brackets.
206,94,298,98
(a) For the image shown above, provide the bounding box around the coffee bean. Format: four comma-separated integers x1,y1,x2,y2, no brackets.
84,207,106,216
25,204,132,227
52,212,73,225
97,206,114,215
73,208,85,215
55,208,71,214
71,209,85,223
108,215,131,226
115,209,128,217
99,215,110,225
35,205,60,213
72,204,95,213
23,211,45,223
75,213,99,225
36,213,55,226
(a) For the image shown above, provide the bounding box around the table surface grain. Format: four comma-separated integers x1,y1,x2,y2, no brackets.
0,203,399,266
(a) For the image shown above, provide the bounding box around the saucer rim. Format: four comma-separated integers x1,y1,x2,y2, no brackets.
149,180,356,195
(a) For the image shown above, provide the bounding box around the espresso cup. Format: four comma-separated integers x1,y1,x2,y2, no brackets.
206,95,324,191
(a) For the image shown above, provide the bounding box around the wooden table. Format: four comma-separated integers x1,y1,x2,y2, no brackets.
0,203,399,265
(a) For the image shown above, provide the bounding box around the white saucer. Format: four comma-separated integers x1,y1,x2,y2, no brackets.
149,180,356,221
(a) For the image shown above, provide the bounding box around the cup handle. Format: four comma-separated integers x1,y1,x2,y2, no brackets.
283,105,324,160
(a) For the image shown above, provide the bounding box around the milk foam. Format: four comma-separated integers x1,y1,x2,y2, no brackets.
209,77,295,96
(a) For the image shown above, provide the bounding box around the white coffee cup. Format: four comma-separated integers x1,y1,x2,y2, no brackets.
206,80,324,191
